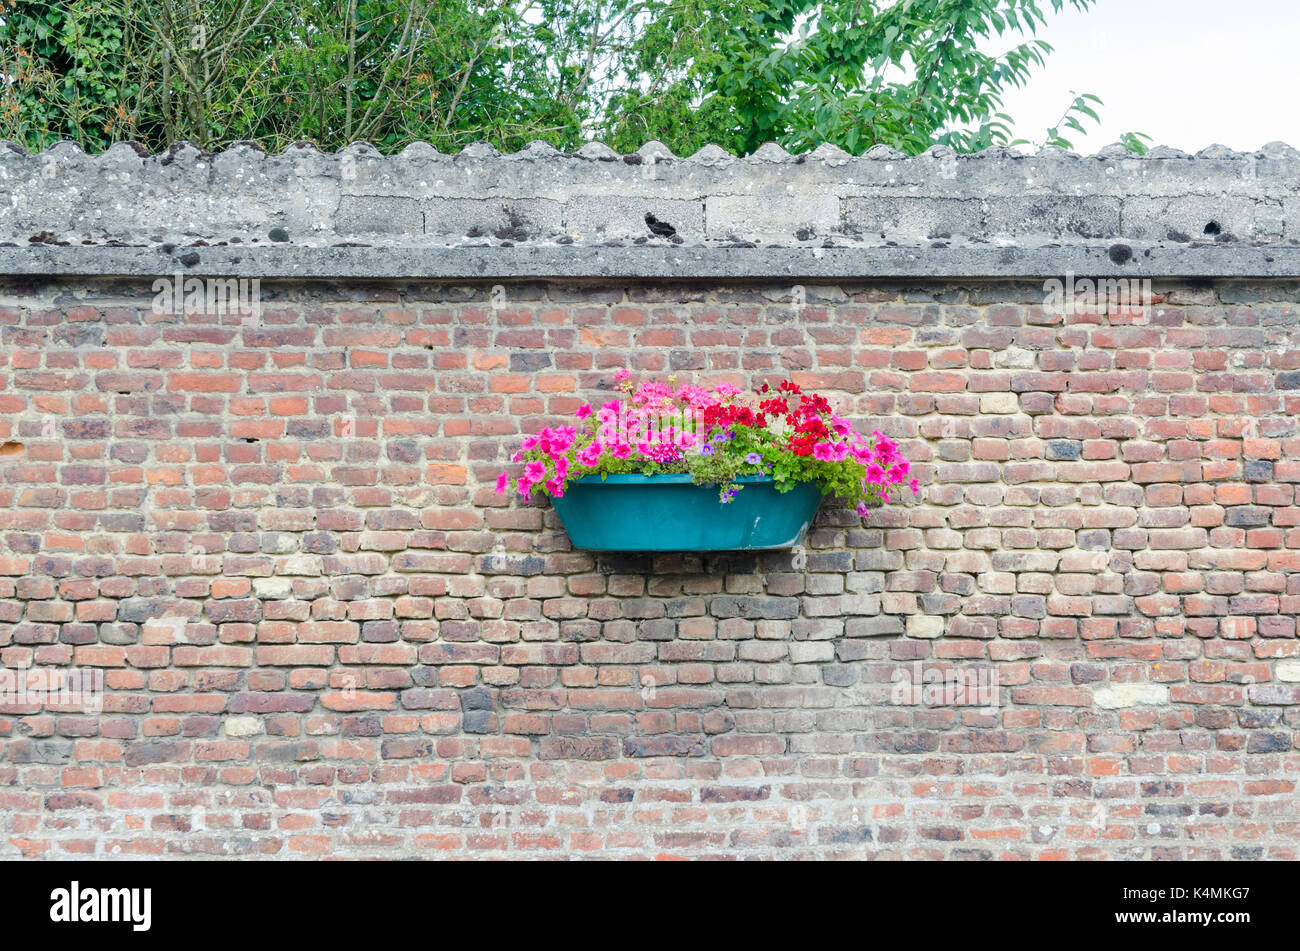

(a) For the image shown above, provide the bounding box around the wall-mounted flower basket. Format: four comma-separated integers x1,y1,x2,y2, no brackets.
552,474,824,551
496,374,918,554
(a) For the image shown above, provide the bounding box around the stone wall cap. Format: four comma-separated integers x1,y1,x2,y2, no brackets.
1,140,1298,278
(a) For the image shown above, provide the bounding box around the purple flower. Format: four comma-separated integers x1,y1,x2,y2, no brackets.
701,444,714,456
712,432,727,445
745,452,762,465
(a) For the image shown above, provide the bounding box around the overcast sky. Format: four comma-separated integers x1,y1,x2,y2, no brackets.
997,0,1300,153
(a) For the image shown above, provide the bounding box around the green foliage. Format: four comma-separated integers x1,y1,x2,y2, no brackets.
0,0,1144,155
0,0,139,150
1118,130,1152,156
604,0,1149,156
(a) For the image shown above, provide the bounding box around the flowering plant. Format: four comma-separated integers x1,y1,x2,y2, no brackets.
495,372,918,515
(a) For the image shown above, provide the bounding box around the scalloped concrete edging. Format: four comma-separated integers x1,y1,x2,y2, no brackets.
1,138,1299,278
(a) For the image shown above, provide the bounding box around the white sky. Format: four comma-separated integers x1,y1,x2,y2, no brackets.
998,0,1300,153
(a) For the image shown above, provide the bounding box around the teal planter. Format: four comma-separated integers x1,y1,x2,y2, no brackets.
551,474,824,552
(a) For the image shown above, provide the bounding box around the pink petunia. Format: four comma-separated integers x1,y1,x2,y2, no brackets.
632,381,673,410
524,460,546,483
596,410,619,443
575,404,592,420
909,478,920,495
495,472,509,494
614,369,630,383
535,426,561,457
812,442,835,461
577,442,603,467
637,440,680,464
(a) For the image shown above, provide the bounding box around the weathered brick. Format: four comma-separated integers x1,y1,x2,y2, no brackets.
2,268,1297,862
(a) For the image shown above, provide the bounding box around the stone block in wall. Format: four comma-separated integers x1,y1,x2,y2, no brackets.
1120,195,1264,241
982,196,1123,239
1283,198,1300,242
564,196,704,241
842,196,982,239
421,197,564,239
704,194,840,238
335,195,425,235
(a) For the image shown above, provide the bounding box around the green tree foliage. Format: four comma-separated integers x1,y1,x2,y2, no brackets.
0,0,1144,155
0,0,139,151
603,0,1149,155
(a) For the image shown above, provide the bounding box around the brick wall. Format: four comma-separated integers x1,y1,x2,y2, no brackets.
2,276,1298,860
